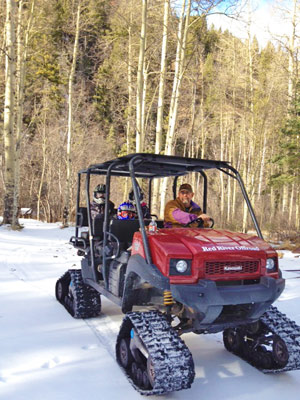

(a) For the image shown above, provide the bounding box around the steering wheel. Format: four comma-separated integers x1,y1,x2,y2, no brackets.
185,217,214,228
95,232,120,260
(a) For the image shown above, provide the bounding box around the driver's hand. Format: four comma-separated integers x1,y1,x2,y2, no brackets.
199,214,213,228
199,213,210,221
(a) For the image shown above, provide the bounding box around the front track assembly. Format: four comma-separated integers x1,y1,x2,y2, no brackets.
223,305,300,373
116,311,195,395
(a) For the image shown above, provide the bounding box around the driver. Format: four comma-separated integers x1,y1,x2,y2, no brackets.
164,183,212,228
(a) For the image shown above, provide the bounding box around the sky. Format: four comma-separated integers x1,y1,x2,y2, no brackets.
0,218,300,399
206,0,297,48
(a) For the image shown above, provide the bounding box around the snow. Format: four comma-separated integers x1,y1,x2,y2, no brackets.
0,219,299,400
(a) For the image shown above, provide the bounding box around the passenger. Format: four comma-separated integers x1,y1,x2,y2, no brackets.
117,202,136,220
164,183,212,228
90,184,115,219
128,188,151,219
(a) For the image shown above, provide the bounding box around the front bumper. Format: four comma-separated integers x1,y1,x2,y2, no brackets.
171,276,285,332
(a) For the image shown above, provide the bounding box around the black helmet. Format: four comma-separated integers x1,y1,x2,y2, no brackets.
93,184,106,204
129,187,143,203
94,184,106,194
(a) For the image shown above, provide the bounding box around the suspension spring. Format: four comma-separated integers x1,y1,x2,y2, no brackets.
163,290,174,306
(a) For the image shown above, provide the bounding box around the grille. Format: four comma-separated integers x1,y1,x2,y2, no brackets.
205,260,259,276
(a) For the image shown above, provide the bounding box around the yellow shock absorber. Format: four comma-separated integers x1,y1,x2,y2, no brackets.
163,290,173,306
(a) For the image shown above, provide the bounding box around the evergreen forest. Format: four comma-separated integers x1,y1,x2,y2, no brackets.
1,0,299,237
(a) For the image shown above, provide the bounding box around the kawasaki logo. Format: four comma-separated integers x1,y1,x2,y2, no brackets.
224,266,243,271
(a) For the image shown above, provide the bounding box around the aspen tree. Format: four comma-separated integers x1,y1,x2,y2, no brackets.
63,0,81,227
242,0,255,233
13,0,36,227
152,0,169,215
282,0,297,214
3,0,16,226
136,0,147,153
159,0,191,217
124,0,134,201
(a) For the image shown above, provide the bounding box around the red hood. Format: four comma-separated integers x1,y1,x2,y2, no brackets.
132,228,278,284
157,228,274,254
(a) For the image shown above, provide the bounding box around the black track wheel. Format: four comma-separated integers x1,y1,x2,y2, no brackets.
131,362,138,381
118,338,133,369
146,356,155,388
136,367,143,387
272,336,289,368
142,369,151,389
223,328,243,353
55,271,70,303
246,321,261,335
260,351,274,369
253,346,273,369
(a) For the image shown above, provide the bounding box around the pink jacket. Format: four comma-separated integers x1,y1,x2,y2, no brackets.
164,198,203,228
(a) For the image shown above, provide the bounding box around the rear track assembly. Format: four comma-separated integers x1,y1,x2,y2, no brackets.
55,269,101,318
223,306,300,373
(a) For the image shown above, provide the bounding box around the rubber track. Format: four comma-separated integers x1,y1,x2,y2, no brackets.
260,305,300,373
116,311,195,396
56,269,101,319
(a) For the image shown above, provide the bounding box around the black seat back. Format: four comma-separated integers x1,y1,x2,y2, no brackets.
93,214,104,238
76,207,88,227
109,219,140,244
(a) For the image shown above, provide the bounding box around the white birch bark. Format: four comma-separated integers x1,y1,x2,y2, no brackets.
288,0,297,108
37,111,47,221
3,0,16,226
155,0,169,155
13,0,35,228
136,0,147,153
63,0,81,227
159,0,191,217
242,0,254,233
124,4,134,201
153,0,169,215
282,0,297,214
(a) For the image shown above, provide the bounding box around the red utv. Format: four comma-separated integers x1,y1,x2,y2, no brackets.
56,154,300,395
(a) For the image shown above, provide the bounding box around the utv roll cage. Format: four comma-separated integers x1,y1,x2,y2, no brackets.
74,153,262,295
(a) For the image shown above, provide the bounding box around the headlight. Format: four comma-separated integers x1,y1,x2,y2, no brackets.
176,260,188,273
169,259,191,276
266,257,277,272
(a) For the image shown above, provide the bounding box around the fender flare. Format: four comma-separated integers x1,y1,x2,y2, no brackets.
121,254,170,313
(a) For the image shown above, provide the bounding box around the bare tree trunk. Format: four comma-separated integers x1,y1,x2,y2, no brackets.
220,105,225,224
155,0,169,154
159,0,191,217
3,0,16,226
14,0,35,227
126,3,134,153
164,0,191,156
257,129,267,200
141,57,148,145
124,3,134,201
288,183,294,226
282,0,297,215
37,111,47,221
152,0,169,216
242,1,255,233
288,0,297,108
296,189,300,231
136,0,147,153
63,0,81,227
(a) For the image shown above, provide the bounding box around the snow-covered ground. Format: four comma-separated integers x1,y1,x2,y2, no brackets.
0,219,299,400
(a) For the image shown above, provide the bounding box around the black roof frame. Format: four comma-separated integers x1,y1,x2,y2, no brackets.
75,153,263,286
